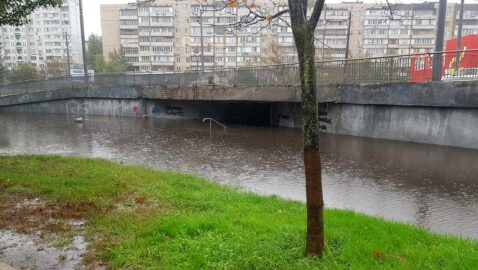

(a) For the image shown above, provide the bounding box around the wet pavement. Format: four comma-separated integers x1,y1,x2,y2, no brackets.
1,113,478,239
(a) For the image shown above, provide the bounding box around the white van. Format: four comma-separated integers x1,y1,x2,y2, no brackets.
70,69,95,82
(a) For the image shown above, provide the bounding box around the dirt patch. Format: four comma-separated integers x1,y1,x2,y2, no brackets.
0,193,102,270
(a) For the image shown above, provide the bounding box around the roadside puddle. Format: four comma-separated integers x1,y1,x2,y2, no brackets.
0,195,92,269
0,230,86,270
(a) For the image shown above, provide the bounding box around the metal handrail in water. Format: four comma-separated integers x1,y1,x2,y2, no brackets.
202,118,227,130
203,118,227,137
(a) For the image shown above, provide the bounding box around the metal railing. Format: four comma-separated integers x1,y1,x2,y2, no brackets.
2,50,478,97
203,118,227,130
203,118,227,137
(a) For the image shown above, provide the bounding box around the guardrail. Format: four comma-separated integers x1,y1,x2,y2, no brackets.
1,50,478,96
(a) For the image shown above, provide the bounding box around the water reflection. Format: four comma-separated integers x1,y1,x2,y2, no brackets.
1,113,477,238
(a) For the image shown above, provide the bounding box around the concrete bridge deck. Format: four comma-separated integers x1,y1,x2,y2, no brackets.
1,79,477,109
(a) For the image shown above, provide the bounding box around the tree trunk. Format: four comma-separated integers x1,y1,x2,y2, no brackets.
295,25,325,257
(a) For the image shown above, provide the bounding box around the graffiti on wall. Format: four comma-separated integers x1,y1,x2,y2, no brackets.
152,105,161,116
65,100,143,117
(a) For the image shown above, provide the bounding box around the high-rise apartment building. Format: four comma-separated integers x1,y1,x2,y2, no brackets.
454,4,478,37
101,1,478,72
363,3,445,56
0,0,83,71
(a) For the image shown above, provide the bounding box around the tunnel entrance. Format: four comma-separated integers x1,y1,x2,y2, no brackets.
224,103,271,126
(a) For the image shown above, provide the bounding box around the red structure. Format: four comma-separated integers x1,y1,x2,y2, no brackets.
409,34,478,82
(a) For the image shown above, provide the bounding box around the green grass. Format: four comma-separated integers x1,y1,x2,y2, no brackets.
0,155,477,269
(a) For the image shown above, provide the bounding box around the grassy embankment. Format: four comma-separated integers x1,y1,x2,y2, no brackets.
0,155,477,269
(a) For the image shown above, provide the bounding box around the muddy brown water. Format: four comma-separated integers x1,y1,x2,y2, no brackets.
1,113,477,239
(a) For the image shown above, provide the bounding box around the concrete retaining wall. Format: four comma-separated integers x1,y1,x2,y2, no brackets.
0,98,145,117
324,104,478,149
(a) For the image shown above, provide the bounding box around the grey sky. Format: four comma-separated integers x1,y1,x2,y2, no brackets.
85,0,131,36
84,0,468,37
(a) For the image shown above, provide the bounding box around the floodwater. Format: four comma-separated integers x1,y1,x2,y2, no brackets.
1,113,478,239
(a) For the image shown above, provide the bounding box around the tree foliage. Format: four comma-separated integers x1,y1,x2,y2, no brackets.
263,40,285,65
87,34,103,71
0,0,62,26
105,50,131,73
0,63,6,83
91,50,131,73
44,60,68,78
7,63,40,82
0,46,5,83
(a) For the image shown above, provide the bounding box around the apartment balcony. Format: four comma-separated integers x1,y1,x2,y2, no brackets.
148,33,174,37
190,32,215,37
363,24,389,29
189,51,215,57
362,44,387,49
139,51,153,57
387,44,410,48
120,42,138,48
363,34,388,39
150,21,174,27
325,14,349,20
152,52,174,57
238,42,261,47
150,41,174,46
151,61,174,66
277,32,294,37
413,24,436,30
151,10,174,16
411,44,434,49
120,34,139,40
138,31,151,36
321,24,349,30
120,25,138,30
462,25,478,30
415,33,436,38
190,11,215,17
320,34,348,39
190,21,220,28
138,22,151,27
119,15,137,20
414,15,437,20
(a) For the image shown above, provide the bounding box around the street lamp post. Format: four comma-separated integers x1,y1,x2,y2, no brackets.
79,0,88,79
194,50,200,70
432,0,448,81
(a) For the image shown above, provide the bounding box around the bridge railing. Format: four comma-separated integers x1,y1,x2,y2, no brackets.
2,50,478,96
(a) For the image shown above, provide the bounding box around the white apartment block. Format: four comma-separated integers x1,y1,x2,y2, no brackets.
276,5,355,63
108,1,267,72
362,2,478,57
363,3,441,56
101,1,478,72
189,3,264,71
456,4,478,36
0,0,82,71
118,4,175,72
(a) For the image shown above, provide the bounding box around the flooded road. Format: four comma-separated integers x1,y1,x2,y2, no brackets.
1,113,477,239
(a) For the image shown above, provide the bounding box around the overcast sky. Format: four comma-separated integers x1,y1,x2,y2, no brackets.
84,0,469,36
85,0,131,36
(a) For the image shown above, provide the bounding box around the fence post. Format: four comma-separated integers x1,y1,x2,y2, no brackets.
387,57,393,83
